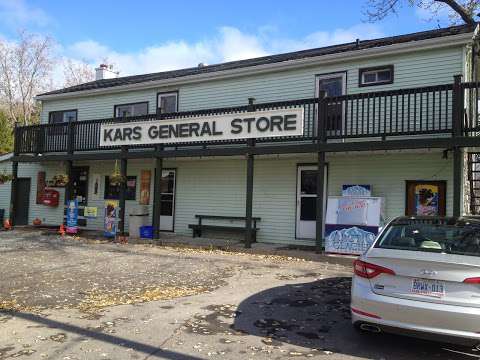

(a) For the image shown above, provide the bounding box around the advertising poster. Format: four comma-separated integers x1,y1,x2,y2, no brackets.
140,170,151,205
84,206,98,218
66,199,78,234
104,200,119,237
406,181,446,216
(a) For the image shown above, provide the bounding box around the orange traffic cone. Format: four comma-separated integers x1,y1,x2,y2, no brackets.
58,224,66,236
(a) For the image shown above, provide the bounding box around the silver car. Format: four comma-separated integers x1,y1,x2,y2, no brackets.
351,216,480,347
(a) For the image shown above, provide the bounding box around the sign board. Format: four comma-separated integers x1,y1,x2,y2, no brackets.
66,199,78,234
99,108,304,147
342,184,371,197
84,206,98,218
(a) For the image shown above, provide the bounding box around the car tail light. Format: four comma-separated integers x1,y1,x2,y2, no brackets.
354,259,395,279
464,277,480,284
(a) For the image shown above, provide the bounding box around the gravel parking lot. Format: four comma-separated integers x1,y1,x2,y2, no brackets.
0,229,478,359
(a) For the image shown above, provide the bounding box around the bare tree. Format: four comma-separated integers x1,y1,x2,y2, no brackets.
364,0,479,25
0,31,54,125
63,58,95,87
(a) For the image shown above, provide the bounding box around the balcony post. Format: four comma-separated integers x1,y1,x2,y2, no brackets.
453,147,463,217
118,146,128,236
152,145,163,239
452,74,463,138
316,91,327,253
65,160,73,203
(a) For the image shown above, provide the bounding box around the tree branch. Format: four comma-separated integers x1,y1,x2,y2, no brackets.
435,0,476,24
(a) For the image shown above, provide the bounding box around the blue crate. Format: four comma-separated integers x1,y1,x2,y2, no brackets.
139,225,154,239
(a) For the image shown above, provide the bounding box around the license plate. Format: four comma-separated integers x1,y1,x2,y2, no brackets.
411,278,445,297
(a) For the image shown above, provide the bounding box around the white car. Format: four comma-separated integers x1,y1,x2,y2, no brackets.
351,216,480,347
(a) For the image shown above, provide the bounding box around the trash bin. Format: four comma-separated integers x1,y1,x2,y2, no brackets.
128,205,149,238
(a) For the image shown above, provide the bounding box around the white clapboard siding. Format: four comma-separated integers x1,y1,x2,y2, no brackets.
40,46,464,123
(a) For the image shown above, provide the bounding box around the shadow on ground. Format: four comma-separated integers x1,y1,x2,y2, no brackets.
233,277,479,359
0,310,202,360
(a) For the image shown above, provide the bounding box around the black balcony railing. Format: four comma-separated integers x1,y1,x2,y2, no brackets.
14,81,480,156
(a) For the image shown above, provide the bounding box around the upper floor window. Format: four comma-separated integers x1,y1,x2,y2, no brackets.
114,102,148,118
49,110,77,124
359,65,394,87
157,92,178,115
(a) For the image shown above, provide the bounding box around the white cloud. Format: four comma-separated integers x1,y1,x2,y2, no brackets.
64,24,384,79
0,0,50,28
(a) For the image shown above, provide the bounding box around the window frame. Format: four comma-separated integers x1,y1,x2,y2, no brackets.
358,65,394,87
113,101,149,119
48,109,78,124
156,91,179,116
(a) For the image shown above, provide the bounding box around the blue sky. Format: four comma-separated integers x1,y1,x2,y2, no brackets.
0,0,459,79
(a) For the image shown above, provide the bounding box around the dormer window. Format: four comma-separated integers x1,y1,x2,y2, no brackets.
359,65,394,87
157,92,178,115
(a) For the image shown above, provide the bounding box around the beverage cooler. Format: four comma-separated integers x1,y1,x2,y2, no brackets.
325,196,384,255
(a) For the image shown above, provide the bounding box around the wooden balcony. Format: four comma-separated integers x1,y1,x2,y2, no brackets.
13,79,480,160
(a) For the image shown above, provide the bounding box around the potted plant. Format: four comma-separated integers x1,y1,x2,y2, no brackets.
109,160,126,186
52,174,69,187
0,171,13,185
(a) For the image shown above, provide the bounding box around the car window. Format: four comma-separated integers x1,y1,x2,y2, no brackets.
375,220,480,257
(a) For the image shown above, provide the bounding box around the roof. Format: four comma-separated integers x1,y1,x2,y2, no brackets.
40,24,475,97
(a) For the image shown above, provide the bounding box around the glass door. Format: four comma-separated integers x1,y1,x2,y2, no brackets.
296,165,328,239
316,72,346,133
159,169,176,231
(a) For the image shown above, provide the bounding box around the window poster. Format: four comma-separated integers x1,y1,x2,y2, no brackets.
406,181,446,216
140,170,151,205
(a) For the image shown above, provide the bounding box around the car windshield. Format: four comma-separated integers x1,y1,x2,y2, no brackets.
375,219,480,257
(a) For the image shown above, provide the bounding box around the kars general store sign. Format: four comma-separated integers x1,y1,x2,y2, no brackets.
99,108,304,147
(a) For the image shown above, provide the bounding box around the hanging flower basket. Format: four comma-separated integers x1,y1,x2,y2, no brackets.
52,174,69,187
109,173,126,186
110,160,126,186
0,171,13,185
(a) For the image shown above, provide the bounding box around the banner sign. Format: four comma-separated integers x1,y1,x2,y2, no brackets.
66,199,79,234
99,108,304,147
325,224,378,255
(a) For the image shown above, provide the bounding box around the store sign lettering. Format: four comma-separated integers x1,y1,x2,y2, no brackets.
99,108,304,146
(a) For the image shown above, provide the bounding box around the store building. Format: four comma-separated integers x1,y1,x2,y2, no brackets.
2,24,480,251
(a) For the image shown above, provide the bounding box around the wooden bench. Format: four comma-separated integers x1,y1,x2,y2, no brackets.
188,215,261,241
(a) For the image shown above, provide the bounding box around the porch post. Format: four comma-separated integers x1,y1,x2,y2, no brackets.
9,123,19,226
452,75,463,217
118,147,128,235
316,90,327,253
245,139,254,248
152,145,163,239
9,161,18,226
453,147,463,217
